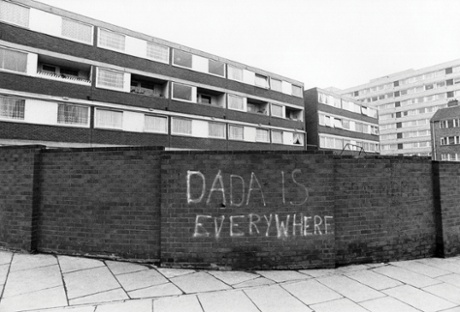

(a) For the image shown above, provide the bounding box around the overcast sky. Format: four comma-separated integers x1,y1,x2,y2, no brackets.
37,0,460,90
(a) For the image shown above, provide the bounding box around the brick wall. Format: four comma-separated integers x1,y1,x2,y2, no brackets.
0,146,459,269
37,146,163,260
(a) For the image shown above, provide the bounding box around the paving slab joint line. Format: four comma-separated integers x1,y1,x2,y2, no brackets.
69,286,123,301
0,254,12,300
102,261,131,300
56,255,70,306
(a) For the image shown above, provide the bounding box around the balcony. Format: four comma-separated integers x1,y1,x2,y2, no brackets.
196,87,225,108
36,55,91,86
130,74,168,98
247,98,268,115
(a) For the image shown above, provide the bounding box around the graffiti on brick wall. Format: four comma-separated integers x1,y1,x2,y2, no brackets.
186,170,333,239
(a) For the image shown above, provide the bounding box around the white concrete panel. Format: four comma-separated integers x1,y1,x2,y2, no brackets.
244,126,256,142
123,111,144,132
192,55,208,73
123,73,131,93
283,132,294,145
192,120,208,138
25,99,57,125
29,9,61,37
243,70,255,85
125,36,147,59
282,81,292,95
26,53,37,76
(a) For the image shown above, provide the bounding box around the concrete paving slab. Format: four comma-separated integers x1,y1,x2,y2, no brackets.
233,277,276,288
255,270,310,283
0,251,13,265
10,253,57,272
94,298,152,312
373,265,442,288
128,282,182,298
384,285,457,312
69,288,128,305
282,279,343,305
423,283,460,305
392,259,451,278
208,270,259,286
244,285,312,312
298,269,336,278
317,275,385,302
335,264,370,273
359,296,420,312
153,295,203,312
198,290,259,312
29,306,95,312
310,298,369,312
3,264,63,298
105,260,149,275
0,286,67,312
58,256,105,274
64,266,122,300
417,258,460,274
0,264,10,285
157,268,196,278
170,272,231,293
442,308,460,312
345,269,402,290
115,269,168,292
437,273,460,288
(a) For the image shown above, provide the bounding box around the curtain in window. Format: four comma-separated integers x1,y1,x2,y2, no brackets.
98,68,124,89
0,1,29,27
99,29,125,51
172,118,192,134
272,131,283,144
147,43,169,63
229,125,243,140
145,115,167,133
271,104,283,117
228,66,243,81
228,95,244,110
0,48,27,73
0,96,25,119
62,18,92,43
208,122,225,138
97,109,122,128
256,129,269,142
58,104,88,125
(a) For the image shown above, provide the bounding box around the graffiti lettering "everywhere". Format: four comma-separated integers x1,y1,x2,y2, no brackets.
193,213,333,239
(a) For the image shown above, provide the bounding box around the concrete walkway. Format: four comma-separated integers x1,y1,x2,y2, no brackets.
0,251,460,312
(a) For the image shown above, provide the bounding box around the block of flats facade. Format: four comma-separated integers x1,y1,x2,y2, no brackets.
0,0,305,150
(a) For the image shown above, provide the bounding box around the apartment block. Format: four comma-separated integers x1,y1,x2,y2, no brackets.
0,0,305,149
304,87,379,154
340,59,460,156
431,100,460,161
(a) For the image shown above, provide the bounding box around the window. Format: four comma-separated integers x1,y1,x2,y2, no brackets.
272,130,283,144
146,42,169,63
256,128,269,142
271,79,282,92
292,85,302,97
57,104,89,125
394,81,399,87
229,125,244,140
61,18,92,44
208,122,226,138
208,59,225,76
255,74,269,88
293,133,304,145
98,29,125,51
446,67,453,74
228,94,245,111
173,49,192,68
0,96,25,120
96,109,122,129
197,93,212,104
144,115,167,133
0,1,29,27
0,47,27,73
271,104,284,118
97,68,124,90
228,65,243,81
172,83,193,101
172,117,192,135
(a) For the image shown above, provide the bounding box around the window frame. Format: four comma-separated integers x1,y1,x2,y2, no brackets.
228,124,244,141
61,17,94,45
171,117,193,136
57,103,90,127
98,28,126,52
96,67,125,91
95,108,123,130
144,114,168,134
0,46,28,74
171,82,194,102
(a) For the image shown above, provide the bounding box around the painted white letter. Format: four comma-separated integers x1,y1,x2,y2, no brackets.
230,215,245,237
249,213,261,235
275,214,290,238
207,170,226,205
187,171,206,204
290,169,309,206
193,215,212,237
246,172,266,206
230,174,245,207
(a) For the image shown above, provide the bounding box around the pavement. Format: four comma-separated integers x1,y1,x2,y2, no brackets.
0,252,460,312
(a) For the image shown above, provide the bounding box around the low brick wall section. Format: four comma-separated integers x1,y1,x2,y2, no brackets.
0,146,458,269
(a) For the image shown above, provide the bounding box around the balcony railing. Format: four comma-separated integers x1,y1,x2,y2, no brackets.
36,71,91,86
